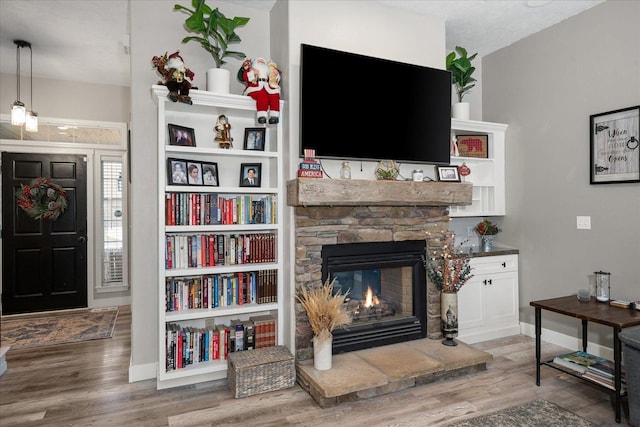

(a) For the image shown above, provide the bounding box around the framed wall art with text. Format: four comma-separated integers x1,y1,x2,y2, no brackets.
590,105,639,184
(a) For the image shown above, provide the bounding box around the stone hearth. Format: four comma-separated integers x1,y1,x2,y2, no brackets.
287,178,473,361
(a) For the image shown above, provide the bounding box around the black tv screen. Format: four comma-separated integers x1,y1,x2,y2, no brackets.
300,44,452,165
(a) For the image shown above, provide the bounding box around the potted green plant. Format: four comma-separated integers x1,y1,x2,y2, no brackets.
446,46,478,120
174,0,250,93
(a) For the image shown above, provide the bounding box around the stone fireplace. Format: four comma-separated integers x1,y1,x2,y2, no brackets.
287,178,472,361
322,239,427,353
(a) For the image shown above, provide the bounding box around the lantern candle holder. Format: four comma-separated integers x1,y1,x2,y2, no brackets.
595,271,611,302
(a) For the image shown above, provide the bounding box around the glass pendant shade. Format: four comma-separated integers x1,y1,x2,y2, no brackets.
11,101,26,126
25,111,38,132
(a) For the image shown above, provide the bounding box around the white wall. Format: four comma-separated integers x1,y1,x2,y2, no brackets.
483,0,640,346
128,1,272,381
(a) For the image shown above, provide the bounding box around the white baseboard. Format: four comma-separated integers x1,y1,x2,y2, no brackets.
520,321,614,361
128,359,157,383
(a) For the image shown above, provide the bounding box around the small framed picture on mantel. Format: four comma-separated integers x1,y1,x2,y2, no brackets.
436,166,461,182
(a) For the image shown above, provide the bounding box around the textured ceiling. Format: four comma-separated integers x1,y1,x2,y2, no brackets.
0,0,605,88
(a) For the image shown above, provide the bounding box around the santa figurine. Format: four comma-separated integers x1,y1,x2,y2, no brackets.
238,57,281,124
151,51,197,104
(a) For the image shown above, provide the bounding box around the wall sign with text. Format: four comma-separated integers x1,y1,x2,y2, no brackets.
590,105,639,184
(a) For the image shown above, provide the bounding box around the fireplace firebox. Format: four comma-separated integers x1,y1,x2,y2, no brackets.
321,240,427,353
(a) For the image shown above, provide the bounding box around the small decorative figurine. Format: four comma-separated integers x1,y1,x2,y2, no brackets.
238,57,281,124
151,51,197,104
214,114,233,149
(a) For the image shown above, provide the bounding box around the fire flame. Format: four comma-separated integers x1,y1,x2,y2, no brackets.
364,285,380,308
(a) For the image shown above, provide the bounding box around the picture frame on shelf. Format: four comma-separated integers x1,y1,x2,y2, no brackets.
456,134,488,158
201,162,219,187
436,165,461,182
243,127,266,151
590,105,640,184
187,161,203,186
167,158,189,185
168,124,196,147
239,163,262,187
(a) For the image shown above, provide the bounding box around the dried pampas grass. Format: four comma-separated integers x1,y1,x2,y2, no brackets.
297,279,351,342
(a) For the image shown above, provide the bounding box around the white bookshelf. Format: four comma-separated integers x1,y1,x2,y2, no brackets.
152,85,284,389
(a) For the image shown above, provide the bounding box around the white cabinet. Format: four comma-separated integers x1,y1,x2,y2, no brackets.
448,119,508,217
457,254,520,344
152,86,284,389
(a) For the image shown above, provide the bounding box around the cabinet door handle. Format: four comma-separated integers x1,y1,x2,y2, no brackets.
483,279,493,285
502,262,506,268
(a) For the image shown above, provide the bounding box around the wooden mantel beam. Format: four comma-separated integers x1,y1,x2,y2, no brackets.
286,178,473,207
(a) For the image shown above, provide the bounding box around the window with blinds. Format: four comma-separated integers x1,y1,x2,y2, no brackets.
102,159,124,286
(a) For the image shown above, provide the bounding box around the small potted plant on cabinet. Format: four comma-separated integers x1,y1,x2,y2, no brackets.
474,218,501,251
446,45,478,120
174,0,250,93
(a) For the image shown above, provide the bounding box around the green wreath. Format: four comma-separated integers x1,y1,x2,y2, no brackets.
16,177,68,221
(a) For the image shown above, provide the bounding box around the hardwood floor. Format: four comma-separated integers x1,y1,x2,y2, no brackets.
0,305,631,426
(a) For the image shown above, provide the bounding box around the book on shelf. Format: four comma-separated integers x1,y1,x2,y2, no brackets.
552,350,607,374
586,361,615,379
582,371,626,392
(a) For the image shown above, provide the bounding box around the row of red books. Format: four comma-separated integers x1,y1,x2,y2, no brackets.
165,192,276,226
165,315,277,371
165,232,276,269
165,269,278,311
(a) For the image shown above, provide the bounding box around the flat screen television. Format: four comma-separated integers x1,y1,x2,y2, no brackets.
300,44,452,165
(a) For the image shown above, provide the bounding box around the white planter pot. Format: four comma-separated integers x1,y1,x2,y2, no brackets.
206,68,230,94
313,335,333,370
452,102,470,120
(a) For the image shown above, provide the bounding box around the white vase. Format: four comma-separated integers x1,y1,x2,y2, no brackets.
313,335,333,370
206,68,230,94
452,102,470,120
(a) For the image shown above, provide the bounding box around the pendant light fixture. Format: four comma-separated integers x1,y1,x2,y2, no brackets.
25,41,38,133
10,40,27,126
10,39,38,132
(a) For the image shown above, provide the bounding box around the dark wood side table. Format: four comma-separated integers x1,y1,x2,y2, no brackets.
530,295,640,423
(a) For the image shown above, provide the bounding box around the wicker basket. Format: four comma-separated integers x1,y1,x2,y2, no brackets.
228,345,295,398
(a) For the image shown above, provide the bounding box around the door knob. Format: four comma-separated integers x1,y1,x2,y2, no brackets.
78,236,87,243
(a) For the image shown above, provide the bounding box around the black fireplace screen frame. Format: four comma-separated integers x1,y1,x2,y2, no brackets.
321,240,427,353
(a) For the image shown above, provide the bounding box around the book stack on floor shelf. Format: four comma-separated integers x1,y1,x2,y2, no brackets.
297,149,323,178
552,350,626,391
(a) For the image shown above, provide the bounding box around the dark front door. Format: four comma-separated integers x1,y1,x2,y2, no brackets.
2,152,88,314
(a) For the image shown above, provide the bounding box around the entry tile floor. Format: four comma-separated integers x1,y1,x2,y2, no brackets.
296,338,492,408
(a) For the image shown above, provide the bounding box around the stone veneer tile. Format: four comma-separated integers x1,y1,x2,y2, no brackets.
355,343,444,381
297,353,388,398
406,338,493,370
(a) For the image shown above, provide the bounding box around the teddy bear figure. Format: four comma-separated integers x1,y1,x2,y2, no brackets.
152,51,197,104
238,57,281,124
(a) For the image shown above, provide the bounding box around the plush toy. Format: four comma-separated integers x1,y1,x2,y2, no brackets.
238,57,281,124
152,51,197,104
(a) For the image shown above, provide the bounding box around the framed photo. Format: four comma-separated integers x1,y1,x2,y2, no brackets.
239,163,262,187
590,105,639,184
167,158,189,185
186,161,203,186
243,127,266,151
168,124,196,147
201,162,219,187
436,165,461,182
456,134,488,158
